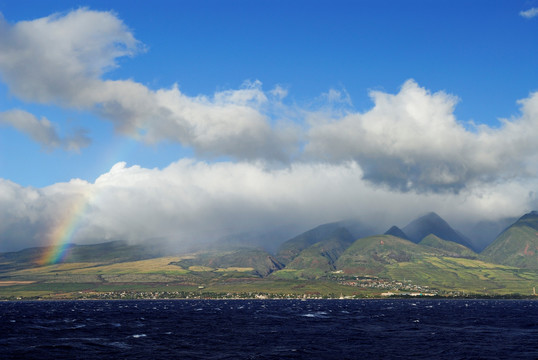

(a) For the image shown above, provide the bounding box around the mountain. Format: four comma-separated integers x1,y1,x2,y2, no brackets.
384,225,409,240
402,212,474,250
277,223,351,265
482,211,538,268
275,218,377,265
419,234,476,258
281,228,355,278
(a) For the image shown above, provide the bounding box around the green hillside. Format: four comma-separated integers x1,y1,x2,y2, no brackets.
482,212,538,268
335,235,438,275
385,256,538,295
482,225,538,268
419,234,477,259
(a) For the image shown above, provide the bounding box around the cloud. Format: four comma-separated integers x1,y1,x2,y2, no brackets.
0,9,297,161
0,159,535,252
520,8,538,18
0,109,90,151
323,88,353,106
0,177,92,251
3,9,538,192
306,80,538,192
0,8,141,104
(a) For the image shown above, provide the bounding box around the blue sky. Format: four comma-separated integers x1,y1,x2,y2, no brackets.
1,1,538,251
1,0,537,187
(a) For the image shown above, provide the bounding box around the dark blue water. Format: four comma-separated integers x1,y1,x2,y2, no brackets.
1,299,538,359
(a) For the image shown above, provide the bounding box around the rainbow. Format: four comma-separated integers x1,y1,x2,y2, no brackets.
38,139,137,265
39,190,93,265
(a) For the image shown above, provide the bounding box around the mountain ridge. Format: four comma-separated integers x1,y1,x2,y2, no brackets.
402,212,475,250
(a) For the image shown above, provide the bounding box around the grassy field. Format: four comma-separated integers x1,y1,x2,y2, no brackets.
386,256,538,295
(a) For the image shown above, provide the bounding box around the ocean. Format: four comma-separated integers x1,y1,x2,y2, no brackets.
1,299,538,359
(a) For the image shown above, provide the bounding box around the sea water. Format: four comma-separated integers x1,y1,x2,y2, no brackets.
2,299,538,359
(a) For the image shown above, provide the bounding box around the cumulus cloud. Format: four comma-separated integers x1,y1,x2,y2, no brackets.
0,9,296,161
306,80,538,191
0,109,90,151
0,159,535,252
3,9,538,192
0,8,141,104
520,8,538,18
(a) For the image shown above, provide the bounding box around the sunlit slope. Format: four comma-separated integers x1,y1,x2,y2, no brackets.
386,257,538,295
328,234,538,294
419,234,477,258
482,211,538,268
335,235,441,274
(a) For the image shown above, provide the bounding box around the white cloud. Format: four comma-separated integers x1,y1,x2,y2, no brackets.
3,9,538,192
520,8,538,18
323,88,352,106
0,109,90,151
0,8,141,105
306,80,538,191
0,9,296,161
270,85,288,100
0,159,534,252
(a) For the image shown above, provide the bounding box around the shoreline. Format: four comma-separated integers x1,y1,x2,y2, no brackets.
2,295,538,302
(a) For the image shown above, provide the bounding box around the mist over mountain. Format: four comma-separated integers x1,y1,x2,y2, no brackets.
457,217,519,252
209,224,303,254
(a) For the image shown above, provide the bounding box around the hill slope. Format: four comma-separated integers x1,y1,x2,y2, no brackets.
482,211,538,268
335,235,441,275
419,234,476,258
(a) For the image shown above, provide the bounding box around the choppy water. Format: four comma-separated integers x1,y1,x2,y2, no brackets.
2,299,538,359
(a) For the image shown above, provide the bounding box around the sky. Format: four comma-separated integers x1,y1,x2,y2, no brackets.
1,0,538,252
